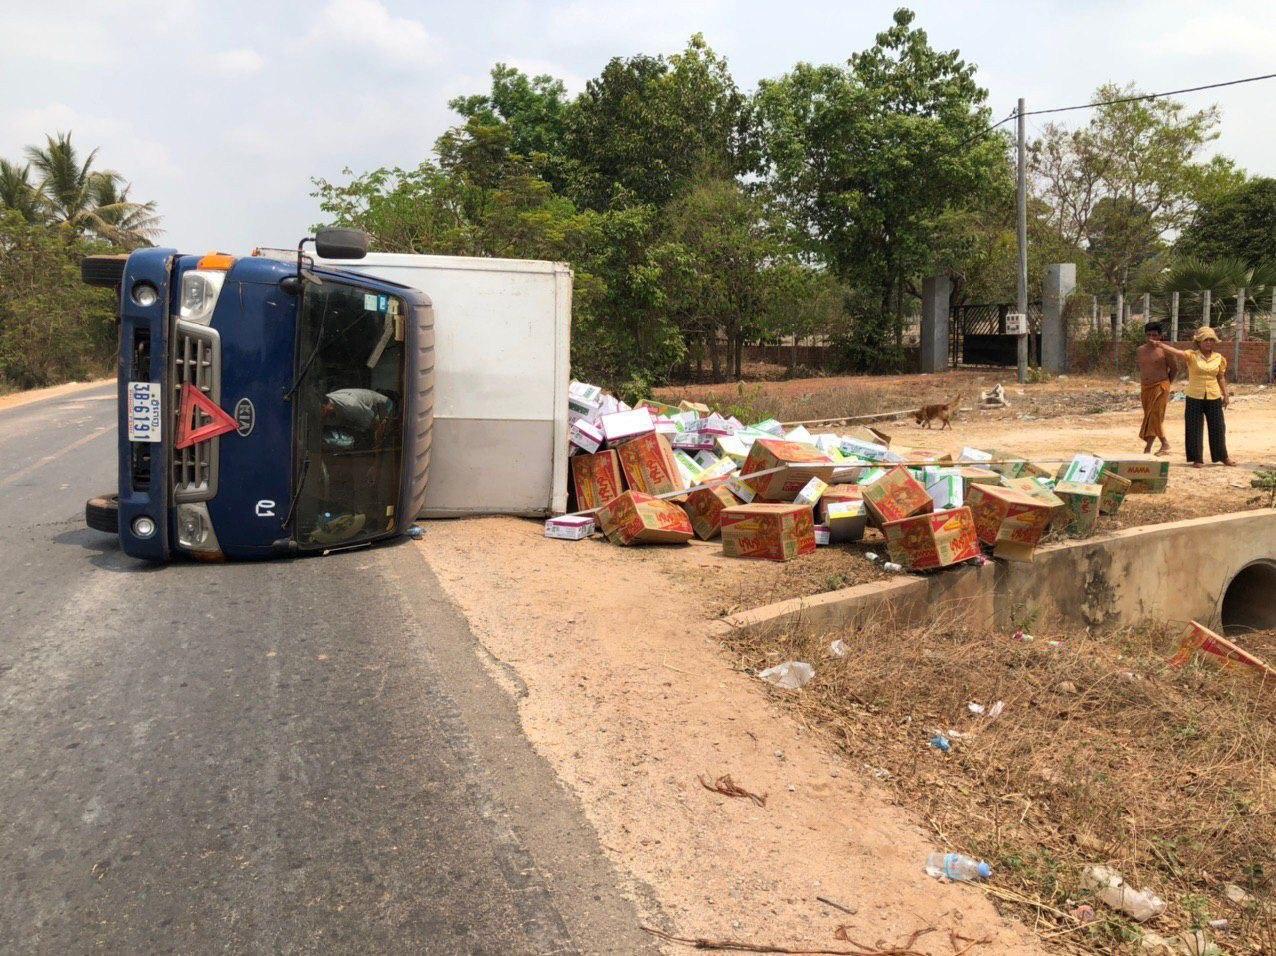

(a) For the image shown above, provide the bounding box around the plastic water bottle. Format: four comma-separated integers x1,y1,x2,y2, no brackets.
925,852,991,882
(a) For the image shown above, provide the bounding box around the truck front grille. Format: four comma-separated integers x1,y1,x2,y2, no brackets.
171,319,221,502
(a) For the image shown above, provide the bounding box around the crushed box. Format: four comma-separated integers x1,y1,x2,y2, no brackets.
571,450,625,511
596,491,694,546
720,503,817,562
882,507,981,571
682,480,742,540
1054,481,1103,536
966,483,1059,562
1101,456,1170,494
740,439,836,502
616,432,686,496
1098,470,1132,515
861,466,934,526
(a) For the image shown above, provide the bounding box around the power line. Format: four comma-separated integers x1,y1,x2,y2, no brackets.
1022,71,1276,118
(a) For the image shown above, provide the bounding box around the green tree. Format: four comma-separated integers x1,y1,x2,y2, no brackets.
1178,177,1276,267
753,8,1006,369
0,211,117,388
565,35,748,210
0,160,44,223
1030,85,1222,296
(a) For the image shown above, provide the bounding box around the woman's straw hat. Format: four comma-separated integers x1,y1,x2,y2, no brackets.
1193,326,1220,343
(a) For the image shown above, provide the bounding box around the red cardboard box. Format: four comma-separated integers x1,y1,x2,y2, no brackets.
817,485,863,521
682,480,741,540
720,503,816,561
571,450,625,511
965,483,1059,562
740,439,836,502
881,507,980,571
596,491,694,546
616,431,686,496
861,466,934,526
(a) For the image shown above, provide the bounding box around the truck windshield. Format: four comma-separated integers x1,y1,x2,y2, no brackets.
291,280,405,549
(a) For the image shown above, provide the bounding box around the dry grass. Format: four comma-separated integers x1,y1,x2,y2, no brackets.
655,378,890,425
719,613,1275,954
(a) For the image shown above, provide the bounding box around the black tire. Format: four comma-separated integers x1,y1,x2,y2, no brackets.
81,255,128,289
85,494,119,534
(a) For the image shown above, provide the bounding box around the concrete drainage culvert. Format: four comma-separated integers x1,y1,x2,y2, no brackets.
1221,558,1276,636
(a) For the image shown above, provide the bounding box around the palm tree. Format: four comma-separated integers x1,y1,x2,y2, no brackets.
0,159,45,223
90,174,162,249
23,131,161,246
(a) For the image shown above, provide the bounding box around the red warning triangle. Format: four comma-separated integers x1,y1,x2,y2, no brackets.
175,383,238,449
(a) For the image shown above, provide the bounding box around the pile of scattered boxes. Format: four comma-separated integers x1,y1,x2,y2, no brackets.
544,381,1169,573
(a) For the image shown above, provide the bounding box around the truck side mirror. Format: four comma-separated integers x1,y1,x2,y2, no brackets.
314,227,369,260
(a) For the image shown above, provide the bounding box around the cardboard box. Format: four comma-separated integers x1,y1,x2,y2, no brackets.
1054,481,1103,536
678,400,712,417
824,499,868,543
957,466,1002,499
635,398,679,417
751,418,785,436
568,394,600,423
1101,456,1170,494
966,483,1058,561
854,465,889,486
1001,476,1064,508
1057,453,1104,485
682,480,742,540
794,477,829,507
616,432,686,497
840,437,892,462
715,435,751,463
958,446,993,464
740,439,836,503
1098,470,1132,515
672,431,716,451
720,503,816,561
571,450,625,511
882,507,981,571
544,515,595,540
596,491,694,545
818,484,863,518
813,524,831,546
700,456,738,481
601,409,655,444
673,449,706,486
983,448,1026,479
569,418,604,454
726,473,757,503
861,466,934,526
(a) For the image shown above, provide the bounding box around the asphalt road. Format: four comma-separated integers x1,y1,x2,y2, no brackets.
0,383,654,954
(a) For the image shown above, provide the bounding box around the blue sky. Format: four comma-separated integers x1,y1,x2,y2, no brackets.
2,0,1271,252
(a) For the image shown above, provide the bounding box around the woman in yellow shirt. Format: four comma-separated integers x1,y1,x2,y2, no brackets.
1154,326,1236,468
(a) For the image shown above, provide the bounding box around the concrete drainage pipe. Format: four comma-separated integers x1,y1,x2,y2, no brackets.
1220,559,1276,635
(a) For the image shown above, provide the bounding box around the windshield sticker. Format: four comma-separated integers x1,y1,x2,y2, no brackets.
377,294,388,312
363,293,377,311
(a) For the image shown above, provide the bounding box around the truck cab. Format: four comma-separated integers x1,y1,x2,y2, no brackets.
84,230,434,561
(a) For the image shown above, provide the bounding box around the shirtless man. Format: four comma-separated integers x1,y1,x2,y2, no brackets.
1135,322,1173,456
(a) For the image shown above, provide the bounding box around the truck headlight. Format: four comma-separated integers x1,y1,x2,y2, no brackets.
176,502,220,552
179,270,226,325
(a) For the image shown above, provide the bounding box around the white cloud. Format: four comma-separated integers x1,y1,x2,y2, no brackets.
209,48,265,77
300,0,439,69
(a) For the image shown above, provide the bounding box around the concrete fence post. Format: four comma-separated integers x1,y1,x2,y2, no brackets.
1091,295,1098,331
919,275,951,373
1203,289,1211,328
1269,289,1275,384
1141,292,1150,323
1234,288,1245,378
1170,291,1179,341
1042,263,1075,373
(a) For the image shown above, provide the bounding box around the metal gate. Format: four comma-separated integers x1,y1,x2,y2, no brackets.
950,302,1043,366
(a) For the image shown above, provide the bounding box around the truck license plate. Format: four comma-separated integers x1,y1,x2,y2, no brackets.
127,381,162,443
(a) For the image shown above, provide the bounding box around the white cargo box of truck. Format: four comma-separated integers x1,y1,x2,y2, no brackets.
315,252,572,517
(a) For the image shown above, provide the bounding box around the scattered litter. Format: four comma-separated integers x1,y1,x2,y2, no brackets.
924,851,991,881
882,562,904,573
1011,629,1034,642
406,525,424,540
966,701,985,715
929,734,951,752
815,895,858,916
698,773,767,808
1070,903,1096,924
1223,883,1250,905
1056,680,1079,694
758,661,815,690
1083,865,1166,921
864,551,880,562
1208,919,1229,932
828,639,848,658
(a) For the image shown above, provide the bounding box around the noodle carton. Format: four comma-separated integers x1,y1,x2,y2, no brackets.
596,491,694,545
1100,455,1169,494
1098,470,1133,515
966,483,1059,562
1053,481,1103,536
823,499,868,543
881,507,980,571
571,450,625,511
682,480,742,540
544,515,596,540
720,503,816,562
740,439,836,502
860,466,934,526
616,432,685,496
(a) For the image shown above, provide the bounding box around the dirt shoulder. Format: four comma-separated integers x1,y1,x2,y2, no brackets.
0,378,114,413
418,520,1040,954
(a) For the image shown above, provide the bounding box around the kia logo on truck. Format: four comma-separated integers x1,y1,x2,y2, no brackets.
234,398,255,437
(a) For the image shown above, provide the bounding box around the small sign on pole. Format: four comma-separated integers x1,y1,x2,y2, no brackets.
1004,312,1028,336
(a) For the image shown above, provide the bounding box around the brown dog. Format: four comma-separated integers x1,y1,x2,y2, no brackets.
914,394,960,430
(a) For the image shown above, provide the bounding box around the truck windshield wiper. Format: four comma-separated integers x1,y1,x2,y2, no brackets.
283,289,332,401
281,453,312,530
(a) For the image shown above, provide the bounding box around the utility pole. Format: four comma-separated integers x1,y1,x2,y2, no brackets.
1235,288,1245,374
1170,291,1179,342
1203,289,1211,329
1015,98,1028,384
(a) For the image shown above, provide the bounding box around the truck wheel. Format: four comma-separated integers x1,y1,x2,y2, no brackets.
85,494,119,534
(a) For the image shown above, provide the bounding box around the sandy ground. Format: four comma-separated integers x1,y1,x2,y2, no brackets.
417,377,1275,954
0,378,112,413
420,521,1040,954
